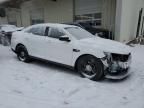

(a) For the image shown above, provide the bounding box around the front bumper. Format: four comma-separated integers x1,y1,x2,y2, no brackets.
105,68,131,79
101,54,131,80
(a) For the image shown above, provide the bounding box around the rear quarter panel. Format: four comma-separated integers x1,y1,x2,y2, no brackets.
11,31,26,52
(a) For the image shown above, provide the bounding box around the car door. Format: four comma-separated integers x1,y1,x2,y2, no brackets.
45,27,73,66
24,26,47,58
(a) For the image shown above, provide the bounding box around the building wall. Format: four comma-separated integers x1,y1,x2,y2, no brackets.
0,8,22,26
0,17,7,24
20,0,116,31
6,8,22,27
115,0,144,42
21,0,73,27
75,0,103,15
102,0,116,38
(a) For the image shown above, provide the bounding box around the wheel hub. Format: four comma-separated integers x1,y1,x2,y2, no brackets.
19,51,26,61
85,65,93,72
21,52,25,57
82,63,97,79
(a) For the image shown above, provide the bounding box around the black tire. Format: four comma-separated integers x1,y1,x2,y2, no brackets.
77,55,104,81
16,45,30,63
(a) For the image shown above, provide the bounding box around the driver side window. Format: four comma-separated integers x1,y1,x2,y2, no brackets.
26,26,45,36
48,27,65,39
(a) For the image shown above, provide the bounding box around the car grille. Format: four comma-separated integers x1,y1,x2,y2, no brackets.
111,53,131,62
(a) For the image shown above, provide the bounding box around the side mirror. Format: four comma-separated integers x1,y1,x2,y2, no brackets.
59,36,71,42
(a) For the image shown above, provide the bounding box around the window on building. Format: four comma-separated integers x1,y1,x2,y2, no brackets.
30,9,44,25
7,13,17,26
75,13,102,27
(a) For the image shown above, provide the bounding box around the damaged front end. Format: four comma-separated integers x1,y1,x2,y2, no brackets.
101,53,132,79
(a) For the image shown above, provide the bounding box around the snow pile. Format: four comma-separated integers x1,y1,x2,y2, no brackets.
0,45,144,108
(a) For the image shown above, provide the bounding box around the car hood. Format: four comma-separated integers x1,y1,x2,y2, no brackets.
78,37,132,54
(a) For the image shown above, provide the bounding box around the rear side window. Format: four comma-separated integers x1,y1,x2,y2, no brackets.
26,26,45,36
45,27,49,36
48,27,65,39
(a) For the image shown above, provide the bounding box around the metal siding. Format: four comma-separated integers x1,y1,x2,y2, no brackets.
75,0,103,15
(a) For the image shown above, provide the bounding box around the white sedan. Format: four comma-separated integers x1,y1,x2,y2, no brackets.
11,23,132,81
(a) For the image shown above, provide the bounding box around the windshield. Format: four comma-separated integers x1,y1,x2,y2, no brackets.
65,27,94,40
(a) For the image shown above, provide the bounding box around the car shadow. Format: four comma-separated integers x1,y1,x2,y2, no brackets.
13,56,132,83
102,74,132,83
30,59,79,77
30,59,132,83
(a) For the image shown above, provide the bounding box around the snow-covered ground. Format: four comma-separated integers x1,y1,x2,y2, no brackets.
0,45,144,108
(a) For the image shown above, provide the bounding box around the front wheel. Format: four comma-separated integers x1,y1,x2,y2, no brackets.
77,55,104,81
17,45,30,63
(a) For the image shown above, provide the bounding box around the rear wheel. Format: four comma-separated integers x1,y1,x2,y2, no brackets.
16,45,30,63
77,55,104,81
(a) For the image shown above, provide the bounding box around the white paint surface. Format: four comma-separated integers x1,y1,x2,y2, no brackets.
11,24,131,67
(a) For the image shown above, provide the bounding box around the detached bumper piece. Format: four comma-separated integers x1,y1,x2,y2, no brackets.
102,53,131,79
105,68,130,80
11,48,16,53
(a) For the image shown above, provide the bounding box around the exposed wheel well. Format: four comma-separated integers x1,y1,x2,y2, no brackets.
15,43,25,53
74,54,98,70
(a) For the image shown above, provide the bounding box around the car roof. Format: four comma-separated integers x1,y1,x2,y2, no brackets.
31,23,77,28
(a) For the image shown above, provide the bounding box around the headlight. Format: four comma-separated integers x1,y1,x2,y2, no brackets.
103,52,113,64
